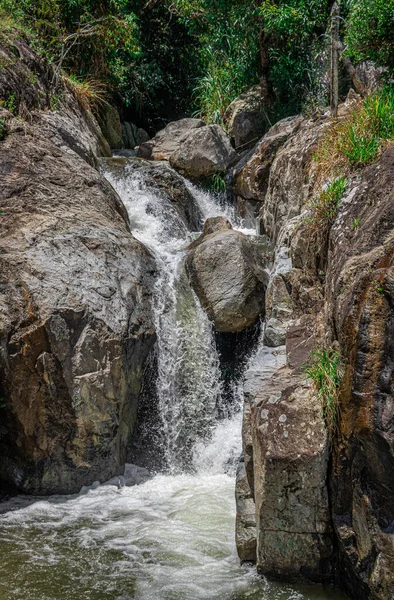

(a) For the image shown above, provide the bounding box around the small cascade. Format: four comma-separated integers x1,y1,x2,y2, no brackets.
102,160,229,472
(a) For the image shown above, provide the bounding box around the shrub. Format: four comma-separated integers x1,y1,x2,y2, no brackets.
345,0,394,71
305,347,343,432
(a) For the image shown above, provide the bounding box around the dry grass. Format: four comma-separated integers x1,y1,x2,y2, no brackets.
63,74,108,111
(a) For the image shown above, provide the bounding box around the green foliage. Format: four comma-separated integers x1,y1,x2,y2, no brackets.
171,0,260,123
260,0,331,113
315,86,394,179
352,216,361,228
345,0,394,71
0,0,199,129
309,176,347,225
0,118,6,140
1,91,17,113
305,347,343,431
202,172,227,193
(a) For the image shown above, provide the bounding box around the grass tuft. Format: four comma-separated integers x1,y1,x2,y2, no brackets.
305,347,343,433
63,74,108,111
314,86,394,184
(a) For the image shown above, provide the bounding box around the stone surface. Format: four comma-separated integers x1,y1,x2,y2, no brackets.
169,124,238,180
242,343,333,583
122,122,150,149
235,458,257,562
232,116,303,210
224,84,264,149
186,218,269,332
138,118,205,160
0,106,155,495
99,104,124,149
326,147,394,600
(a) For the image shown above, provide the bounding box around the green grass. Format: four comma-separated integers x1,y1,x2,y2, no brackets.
305,347,343,432
202,172,227,193
0,118,6,140
309,176,347,226
315,85,394,179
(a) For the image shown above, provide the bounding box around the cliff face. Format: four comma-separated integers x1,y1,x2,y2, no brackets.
0,33,156,494
234,104,394,598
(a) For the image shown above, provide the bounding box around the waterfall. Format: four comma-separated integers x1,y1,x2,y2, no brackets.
0,159,348,600
101,160,232,472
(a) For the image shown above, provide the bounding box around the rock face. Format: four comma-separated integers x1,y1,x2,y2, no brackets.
186,218,269,332
122,122,150,149
234,97,394,598
224,84,265,149
232,116,303,219
138,118,205,160
241,340,332,583
170,124,237,180
326,148,394,600
99,104,124,149
0,41,156,495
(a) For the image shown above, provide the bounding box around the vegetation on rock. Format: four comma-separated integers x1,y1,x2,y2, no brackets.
305,347,343,432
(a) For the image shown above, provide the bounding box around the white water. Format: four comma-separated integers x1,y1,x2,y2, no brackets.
0,161,347,600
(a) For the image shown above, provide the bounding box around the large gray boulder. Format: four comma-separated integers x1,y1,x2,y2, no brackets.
0,102,155,495
186,218,269,332
170,124,237,180
138,118,205,160
224,84,265,149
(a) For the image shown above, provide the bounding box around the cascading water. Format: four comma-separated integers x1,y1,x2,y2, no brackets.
0,160,348,600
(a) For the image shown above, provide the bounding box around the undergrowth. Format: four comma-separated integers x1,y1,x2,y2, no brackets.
305,347,343,433
314,86,394,184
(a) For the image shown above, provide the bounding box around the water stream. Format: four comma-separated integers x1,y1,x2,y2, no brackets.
0,161,347,600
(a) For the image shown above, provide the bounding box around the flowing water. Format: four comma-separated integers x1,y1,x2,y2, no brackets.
0,161,347,600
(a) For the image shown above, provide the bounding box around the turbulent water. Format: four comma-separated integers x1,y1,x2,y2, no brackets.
0,161,347,600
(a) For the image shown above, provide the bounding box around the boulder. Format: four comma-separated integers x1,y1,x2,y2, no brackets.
99,104,123,149
224,84,264,149
138,118,205,160
0,107,156,495
122,121,149,149
170,124,237,180
186,218,269,332
326,147,394,600
232,116,303,206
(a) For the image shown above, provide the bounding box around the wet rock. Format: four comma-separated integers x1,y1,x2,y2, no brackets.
224,84,265,149
169,124,238,180
138,118,205,160
186,218,269,332
235,458,257,562
326,147,394,600
123,463,152,486
0,104,155,495
101,157,203,232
